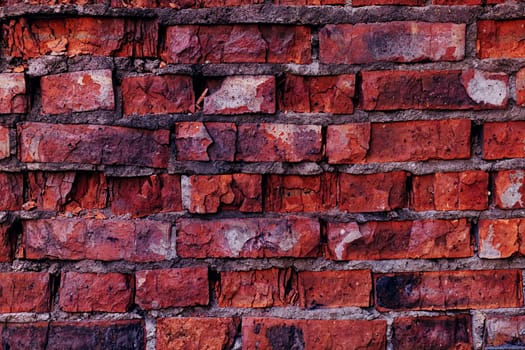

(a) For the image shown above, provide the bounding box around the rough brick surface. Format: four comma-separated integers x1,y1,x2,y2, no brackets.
484,122,525,160
23,219,171,262
242,318,387,350
0,222,15,262
327,219,472,260
175,122,236,161
0,272,50,313
478,219,525,259
485,315,525,347
319,22,465,64
375,270,523,311
477,20,525,59
177,217,320,258
59,272,133,312
19,122,169,167
494,170,525,209
0,126,10,160
0,73,27,114
0,173,23,210
135,267,209,309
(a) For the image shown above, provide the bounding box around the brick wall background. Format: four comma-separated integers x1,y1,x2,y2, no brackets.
0,0,524,349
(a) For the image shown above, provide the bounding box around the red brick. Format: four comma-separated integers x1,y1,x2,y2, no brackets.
156,318,238,350
338,172,407,212
494,170,525,209
0,322,49,350
41,70,114,114
47,320,144,349
280,74,355,114
110,174,182,217
4,17,157,59
327,120,471,164
59,272,133,312
236,123,322,162
19,122,169,167
0,73,26,114
0,222,15,262
393,315,472,350
361,70,508,110
135,267,209,309
297,270,372,308
411,171,489,211
204,76,275,115
320,23,465,64
327,219,472,260
0,172,23,210
23,219,171,262
265,174,337,213
177,217,320,258
184,174,262,213
27,172,107,211
477,20,525,59
353,0,421,5
111,0,262,7
242,317,387,350
433,0,480,4
485,315,525,347
0,272,50,312
161,25,311,64
375,270,523,311
484,122,525,160
0,126,10,160
122,75,194,116
175,122,236,161
516,68,525,106
3,0,103,3
478,219,525,259
216,268,296,308
275,0,344,3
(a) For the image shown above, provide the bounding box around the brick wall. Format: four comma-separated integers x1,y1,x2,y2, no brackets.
0,0,524,349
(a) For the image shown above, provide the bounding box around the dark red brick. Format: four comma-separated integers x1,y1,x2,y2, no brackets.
110,174,182,217
0,323,48,350
485,315,525,347
177,217,320,258
122,75,194,116
0,126,10,160
175,122,236,161
135,267,209,309
0,172,23,210
111,0,263,8
19,122,169,167
477,20,525,59
0,73,27,114
0,222,15,262
0,272,50,312
361,70,508,110
375,270,523,311
184,174,262,213
236,123,323,162
484,122,525,160
327,219,472,260
320,23,465,64
275,0,344,4
23,219,171,262
352,0,422,5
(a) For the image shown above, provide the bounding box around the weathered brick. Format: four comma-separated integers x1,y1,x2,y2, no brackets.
19,122,169,167
375,270,523,311
47,320,144,350
0,322,49,350
477,20,525,59
327,120,471,164
59,272,133,312
327,219,472,260
216,268,296,308
4,17,157,58
0,172,23,210
161,25,311,64
352,0,422,5
111,0,262,7
0,272,50,312
236,123,323,162
110,174,182,217
41,70,114,114
494,170,525,209
0,222,15,262
361,70,508,110
0,73,26,114
135,267,209,309
516,68,525,106
23,219,171,262
484,122,525,160
204,76,275,115
275,0,344,4
338,172,407,212
280,74,355,114
3,0,103,4
392,315,472,350
0,126,10,160
433,0,480,4
265,174,337,213
411,171,489,211
156,318,238,350
485,315,525,347
122,75,194,116
175,122,236,161
27,172,107,211
184,174,262,213
320,23,465,64
297,270,372,308
478,219,525,259
177,217,320,258
242,318,387,350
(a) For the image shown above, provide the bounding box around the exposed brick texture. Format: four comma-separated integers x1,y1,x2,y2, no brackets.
0,73,27,114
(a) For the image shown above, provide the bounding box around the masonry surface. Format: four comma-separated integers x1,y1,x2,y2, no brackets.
1,0,525,349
